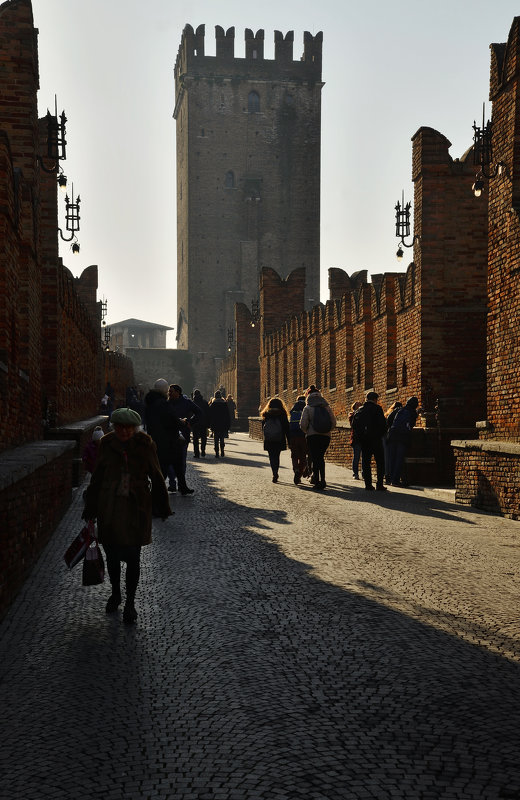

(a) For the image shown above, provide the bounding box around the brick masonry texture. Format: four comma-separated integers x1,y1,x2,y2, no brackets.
174,25,322,395
0,1,134,615
243,122,489,487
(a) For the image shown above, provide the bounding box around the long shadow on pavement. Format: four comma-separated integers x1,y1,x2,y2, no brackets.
0,465,519,800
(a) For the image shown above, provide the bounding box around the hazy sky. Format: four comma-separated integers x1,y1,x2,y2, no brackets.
31,0,520,346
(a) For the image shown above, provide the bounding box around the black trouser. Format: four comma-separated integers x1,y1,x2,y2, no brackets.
361,438,385,487
214,430,226,455
103,543,142,603
192,430,207,456
306,434,330,484
160,447,188,491
266,443,283,477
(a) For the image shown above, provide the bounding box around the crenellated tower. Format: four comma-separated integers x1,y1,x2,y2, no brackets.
174,24,323,393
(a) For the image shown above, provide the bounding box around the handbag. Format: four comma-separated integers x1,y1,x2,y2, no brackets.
64,520,95,569
82,538,105,586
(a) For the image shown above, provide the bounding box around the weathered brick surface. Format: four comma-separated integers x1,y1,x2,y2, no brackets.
454,441,520,519
0,441,74,621
0,0,135,616
174,25,322,394
0,0,133,444
243,124,488,488
453,18,520,515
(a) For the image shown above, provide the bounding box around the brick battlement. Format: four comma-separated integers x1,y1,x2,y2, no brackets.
175,24,323,89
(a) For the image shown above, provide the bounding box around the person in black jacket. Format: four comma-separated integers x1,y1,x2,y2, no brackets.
261,397,291,483
208,391,231,458
387,396,419,487
144,378,193,495
191,389,210,458
353,391,388,492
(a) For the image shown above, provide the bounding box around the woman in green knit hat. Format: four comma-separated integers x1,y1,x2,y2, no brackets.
83,407,172,624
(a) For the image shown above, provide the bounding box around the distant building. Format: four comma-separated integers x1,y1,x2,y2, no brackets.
108,318,173,353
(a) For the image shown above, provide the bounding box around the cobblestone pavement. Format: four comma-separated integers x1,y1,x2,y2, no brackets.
1,433,520,800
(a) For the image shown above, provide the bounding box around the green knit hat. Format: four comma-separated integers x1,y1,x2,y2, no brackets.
111,407,142,426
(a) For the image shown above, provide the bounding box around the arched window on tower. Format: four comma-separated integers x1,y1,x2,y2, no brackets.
248,91,260,113
225,170,235,188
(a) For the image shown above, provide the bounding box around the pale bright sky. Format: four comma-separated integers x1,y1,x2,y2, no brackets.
31,0,520,347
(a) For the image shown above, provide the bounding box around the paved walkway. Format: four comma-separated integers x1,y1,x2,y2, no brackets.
1,433,520,800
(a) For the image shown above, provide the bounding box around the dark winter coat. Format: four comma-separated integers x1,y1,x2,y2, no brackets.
387,402,418,445
353,400,387,444
191,393,210,434
262,409,291,451
208,398,231,433
83,431,171,547
288,400,306,439
144,390,182,465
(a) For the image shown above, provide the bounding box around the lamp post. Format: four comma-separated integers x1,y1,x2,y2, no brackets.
227,328,234,352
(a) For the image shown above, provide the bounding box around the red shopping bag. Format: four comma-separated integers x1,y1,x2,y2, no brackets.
64,521,95,569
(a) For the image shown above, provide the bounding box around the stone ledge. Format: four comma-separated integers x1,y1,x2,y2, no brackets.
452,439,520,457
46,415,108,438
0,440,75,491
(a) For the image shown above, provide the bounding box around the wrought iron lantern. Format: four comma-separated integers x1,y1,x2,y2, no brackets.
394,191,418,260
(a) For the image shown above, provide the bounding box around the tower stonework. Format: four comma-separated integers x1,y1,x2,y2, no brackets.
174,24,323,393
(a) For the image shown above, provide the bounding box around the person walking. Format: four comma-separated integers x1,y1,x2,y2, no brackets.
82,407,172,624
386,396,419,487
300,386,336,491
352,391,387,492
261,397,290,483
348,401,363,480
288,395,308,484
144,379,193,495
383,401,402,483
167,384,201,490
191,389,210,458
226,395,237,432
208,391,231,458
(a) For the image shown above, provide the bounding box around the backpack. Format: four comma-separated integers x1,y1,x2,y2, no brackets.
312,405,332,433
289,405,304,436
351,406,369,441
263,416,284,443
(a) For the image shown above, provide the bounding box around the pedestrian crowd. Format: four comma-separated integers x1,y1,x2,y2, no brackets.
261,387,419,493
79,378,419,625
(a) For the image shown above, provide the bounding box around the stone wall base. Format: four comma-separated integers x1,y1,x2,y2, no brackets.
0,440,76,620
452,439,520,519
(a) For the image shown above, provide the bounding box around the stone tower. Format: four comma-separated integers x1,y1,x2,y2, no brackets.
173,24,323,393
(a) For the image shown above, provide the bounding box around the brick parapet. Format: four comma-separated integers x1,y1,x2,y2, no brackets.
453,439,520,518
0,439,75,621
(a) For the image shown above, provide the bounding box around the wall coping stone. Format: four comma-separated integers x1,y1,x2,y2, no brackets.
46,415,108,438
452,439,520,457
0,440,75,491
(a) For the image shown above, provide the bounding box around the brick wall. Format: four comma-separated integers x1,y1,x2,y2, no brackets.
0,440,75,621
452,18,520,517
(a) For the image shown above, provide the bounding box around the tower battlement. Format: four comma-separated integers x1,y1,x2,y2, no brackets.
175,24,322,84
